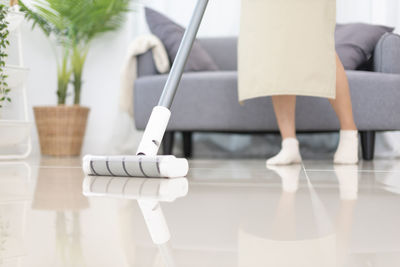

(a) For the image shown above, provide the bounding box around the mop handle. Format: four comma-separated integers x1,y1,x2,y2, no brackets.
158,0,209,108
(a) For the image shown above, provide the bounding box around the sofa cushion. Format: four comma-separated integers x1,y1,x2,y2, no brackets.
335,23,394,70
145,7,219,72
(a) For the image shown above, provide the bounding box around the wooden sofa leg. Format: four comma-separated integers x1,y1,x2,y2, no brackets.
162,131,175,155
360,131,376,161
182,131,193,158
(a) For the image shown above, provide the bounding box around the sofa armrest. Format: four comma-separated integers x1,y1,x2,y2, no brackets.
137,50,159,77
374,32,400,74
346,70,400,130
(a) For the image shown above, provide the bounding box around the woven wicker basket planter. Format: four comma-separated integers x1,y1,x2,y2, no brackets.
34,105,90,156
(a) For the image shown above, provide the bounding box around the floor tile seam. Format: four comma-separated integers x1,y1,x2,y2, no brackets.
305,169,400,173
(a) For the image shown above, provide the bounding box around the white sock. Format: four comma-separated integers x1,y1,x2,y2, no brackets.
268,164,302,193
266,138,302,166
334,130,359,165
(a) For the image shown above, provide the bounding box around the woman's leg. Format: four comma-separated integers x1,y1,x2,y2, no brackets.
331,54,359,164
329,54,357,130
267,54,358,165
267,96,302,165
272,96,297,139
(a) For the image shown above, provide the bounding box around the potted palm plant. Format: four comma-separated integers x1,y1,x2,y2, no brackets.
20,0,129,156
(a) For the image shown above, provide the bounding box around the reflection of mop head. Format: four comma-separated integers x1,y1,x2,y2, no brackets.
83,176,188,202
83,155,189,178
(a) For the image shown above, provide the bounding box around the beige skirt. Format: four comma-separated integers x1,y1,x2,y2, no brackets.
238,0,337,102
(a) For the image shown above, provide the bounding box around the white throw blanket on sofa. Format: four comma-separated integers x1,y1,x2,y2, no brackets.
120,34,170,116
110,34,170,154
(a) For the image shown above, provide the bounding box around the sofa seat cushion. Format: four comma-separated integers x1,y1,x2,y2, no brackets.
134,71,400,132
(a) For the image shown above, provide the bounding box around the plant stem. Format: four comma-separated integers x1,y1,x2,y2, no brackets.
57,48,71,105
71,45,88,105
73,73,81,104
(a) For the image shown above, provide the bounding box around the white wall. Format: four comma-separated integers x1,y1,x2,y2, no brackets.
337,0,400,32
22,0,399,156
142,0,400,36
136,0,241,37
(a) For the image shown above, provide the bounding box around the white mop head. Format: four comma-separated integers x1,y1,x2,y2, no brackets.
83,155,189,178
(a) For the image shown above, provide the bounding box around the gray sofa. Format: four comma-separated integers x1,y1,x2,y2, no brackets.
134,33,400,160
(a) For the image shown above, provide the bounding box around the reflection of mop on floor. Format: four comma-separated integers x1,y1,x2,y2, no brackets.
83,176,188,245
118,201,176,267
83,176,188,267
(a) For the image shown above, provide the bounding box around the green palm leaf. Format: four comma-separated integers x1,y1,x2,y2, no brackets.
20,0,131,105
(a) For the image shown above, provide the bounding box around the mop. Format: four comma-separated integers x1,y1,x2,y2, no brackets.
82,0,210,178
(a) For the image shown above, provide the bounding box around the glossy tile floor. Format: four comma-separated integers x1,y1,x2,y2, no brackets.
1,157,400,267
